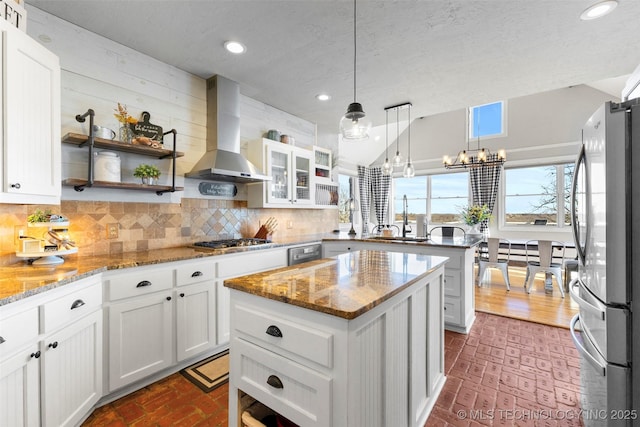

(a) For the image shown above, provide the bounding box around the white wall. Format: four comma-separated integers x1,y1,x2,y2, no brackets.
25,6,319,203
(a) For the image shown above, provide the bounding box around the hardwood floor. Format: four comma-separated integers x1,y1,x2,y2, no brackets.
474,265,579,328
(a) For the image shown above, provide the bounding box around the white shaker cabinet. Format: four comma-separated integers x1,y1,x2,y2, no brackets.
247,139,314,208
0,18,61,204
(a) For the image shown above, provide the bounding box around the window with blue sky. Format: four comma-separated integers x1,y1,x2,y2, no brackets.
470,101,504,138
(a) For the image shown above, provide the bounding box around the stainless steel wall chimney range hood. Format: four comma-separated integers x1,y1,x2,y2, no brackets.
185,75,271,183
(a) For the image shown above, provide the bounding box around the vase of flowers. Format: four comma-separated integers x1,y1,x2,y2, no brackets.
133,164,161,185
114,103,138,143
460,204,492,236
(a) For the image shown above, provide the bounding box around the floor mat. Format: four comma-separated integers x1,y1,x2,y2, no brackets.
180,349,229,393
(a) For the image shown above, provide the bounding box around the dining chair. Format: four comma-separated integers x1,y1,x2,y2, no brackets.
524,240,566,297
429,226,466,239
477,238,511,290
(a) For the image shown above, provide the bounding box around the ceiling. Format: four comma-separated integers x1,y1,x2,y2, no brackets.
26,0,640,137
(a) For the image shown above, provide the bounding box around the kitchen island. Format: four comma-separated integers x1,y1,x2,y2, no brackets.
224,250,448,427
322,233,482,333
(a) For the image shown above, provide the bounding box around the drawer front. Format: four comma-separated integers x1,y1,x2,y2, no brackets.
233,337,331,427
218,250,286,278
443,296,461,325
42,281,102,333
0,307,39,357
176,260,216,287
233,304,333,368
106,268,173,301
443,272,461,297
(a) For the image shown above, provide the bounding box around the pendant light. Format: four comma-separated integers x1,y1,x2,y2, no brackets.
382,109,392,175
393,107,403,166
339,0,371,141
403,103,415,178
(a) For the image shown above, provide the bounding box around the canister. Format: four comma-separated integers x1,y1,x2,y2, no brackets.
94,151,121,182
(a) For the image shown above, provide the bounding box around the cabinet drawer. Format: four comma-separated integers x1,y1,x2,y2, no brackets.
443,296,461,325
106,268,173,301
234,337,331,427
233,304,333,368
0,307,39,357
176,260,216,287
41,280,102,333
218,250,286,278
443,272,461,297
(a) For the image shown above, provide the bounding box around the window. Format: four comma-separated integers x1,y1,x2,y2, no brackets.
503,163,574,227
338,174,353,224
393,173,469,224
470,101,504,139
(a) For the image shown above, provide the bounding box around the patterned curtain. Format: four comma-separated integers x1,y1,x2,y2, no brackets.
469,154,503,231
357,166,371,234
370,166,391,226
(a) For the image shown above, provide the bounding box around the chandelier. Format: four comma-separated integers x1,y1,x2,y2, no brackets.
443,108,506,169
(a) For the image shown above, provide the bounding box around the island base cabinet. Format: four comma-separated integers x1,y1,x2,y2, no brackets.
41,310,103,427
228,264,446,427
0,346,40,427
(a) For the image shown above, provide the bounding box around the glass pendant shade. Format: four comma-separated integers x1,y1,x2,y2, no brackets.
382,158,392,175
403,159,415,178
340,102,371,141
393,151,403,167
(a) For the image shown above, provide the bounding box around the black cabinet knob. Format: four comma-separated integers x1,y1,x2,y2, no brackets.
267,375,284,389
166,296,172,301
179,293,185,298
0,336,5,344
30,351,41,359
48,341,58,349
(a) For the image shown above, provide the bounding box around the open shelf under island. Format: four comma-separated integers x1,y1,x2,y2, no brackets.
224,250,449,427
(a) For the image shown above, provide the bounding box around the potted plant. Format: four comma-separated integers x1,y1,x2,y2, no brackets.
133,164,161,185
460,204,492,235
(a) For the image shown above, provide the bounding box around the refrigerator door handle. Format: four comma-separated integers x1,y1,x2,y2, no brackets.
570,314,606,376
568,278,605,320
570,143,588,265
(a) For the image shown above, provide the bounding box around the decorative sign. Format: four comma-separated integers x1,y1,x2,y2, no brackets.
198,182,238,197
1,0,27,31
129,111,163,144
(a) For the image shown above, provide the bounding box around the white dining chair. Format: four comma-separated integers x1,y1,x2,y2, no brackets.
524,240,565,297
477,238,511,290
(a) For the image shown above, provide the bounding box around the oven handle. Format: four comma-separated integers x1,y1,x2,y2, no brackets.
570,314,606,376
568,277,605,320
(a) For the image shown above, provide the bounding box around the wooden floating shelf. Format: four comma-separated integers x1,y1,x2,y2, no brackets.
62,132,184,159
62,179,183,193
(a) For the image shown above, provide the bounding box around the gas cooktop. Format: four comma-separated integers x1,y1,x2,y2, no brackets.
191,238,272,250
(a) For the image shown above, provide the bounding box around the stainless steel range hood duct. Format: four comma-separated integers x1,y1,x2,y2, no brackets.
185,75,271,183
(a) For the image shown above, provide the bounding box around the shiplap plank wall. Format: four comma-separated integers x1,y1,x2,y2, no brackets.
26,6,319,203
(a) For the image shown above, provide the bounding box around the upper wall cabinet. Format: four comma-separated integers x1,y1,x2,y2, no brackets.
247,139,314,208
0,19,61,205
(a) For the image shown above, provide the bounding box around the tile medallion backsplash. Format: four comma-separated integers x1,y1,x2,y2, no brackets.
0,199,337,265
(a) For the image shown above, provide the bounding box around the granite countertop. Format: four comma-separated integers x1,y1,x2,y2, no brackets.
224,250,449,320
323,231,484,249
0,237,325,307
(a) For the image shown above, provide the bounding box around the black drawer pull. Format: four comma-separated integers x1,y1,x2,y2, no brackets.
70,299,85,310
48,341,58,349
0,336,5,344
30,351,41,359
267,375,284,389
136,280,152,288
191,271,203,277
266,325,283,338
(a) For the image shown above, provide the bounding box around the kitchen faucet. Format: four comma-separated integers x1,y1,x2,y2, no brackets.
402,194,412,237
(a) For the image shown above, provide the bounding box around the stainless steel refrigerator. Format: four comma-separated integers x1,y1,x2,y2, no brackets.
569,100,640,426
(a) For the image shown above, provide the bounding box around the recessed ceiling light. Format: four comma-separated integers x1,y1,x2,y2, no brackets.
316,94,331,101
580,0,618,20
224,41,246,54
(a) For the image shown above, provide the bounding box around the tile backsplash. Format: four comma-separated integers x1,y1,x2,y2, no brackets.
0,200,337,265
